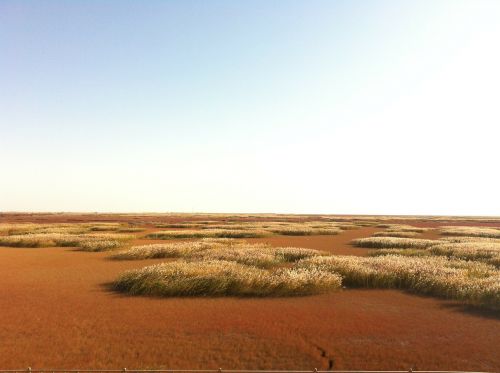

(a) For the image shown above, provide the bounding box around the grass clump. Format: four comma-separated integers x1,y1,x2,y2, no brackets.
111,239,326,268
429,241,500,267
369,248,429,257
113,260,342,297
147,229,270,239
440,226,500,239
351,237,437,249
375,224,428,233
0,233,134,251
298,255,500,309
373,231,420,238
268,226,341,236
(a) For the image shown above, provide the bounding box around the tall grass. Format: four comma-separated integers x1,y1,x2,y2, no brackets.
299,255,500,309
351,237,437,249
373,231,420,238
0,222,133,235
0,232,134,251
429,241,500,267
150,221,348,237
111,239,326,268
147,229,271,239
113,260,342,297
268,226,341,236
440,226,500,238
375,224,428,233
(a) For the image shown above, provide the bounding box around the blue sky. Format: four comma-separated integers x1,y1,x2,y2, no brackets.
1,0,499,214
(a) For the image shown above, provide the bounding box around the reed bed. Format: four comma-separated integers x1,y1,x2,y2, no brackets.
440,226,500,238
441,236,500,243
298,255,500,309
0,232,134,251
147,229,271,239
351,237,438,249
372,231,420,238
152,221,350,236
368,248,428,257
268,226,342,236
429,241,500,267
375,224,429,233
113,260,342,297
0,222,132,235
111,239,326,268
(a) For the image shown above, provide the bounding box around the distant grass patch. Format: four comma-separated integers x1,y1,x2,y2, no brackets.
440,226,500,239
268,226,341,236
0,232,134,251
368,248,429,257
147,229,271,239
113,260,342,297
351,237,437,249
372,231,420,238
375,224,428,233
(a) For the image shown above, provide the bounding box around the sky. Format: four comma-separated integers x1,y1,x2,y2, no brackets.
1,0,499,215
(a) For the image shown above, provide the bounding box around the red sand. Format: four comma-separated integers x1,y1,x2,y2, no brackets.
0,214,499,371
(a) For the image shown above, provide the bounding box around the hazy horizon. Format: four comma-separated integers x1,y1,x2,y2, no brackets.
1,0,499,215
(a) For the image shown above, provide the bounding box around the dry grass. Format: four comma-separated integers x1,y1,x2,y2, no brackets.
299,255,500,309
375,224,429,233
373,231,420,238
0,222,136,236
441,236,500,243
147,229,271,239
429,241,500,267
369,248,429,257
440,226,500,238
111,239,327,268
268,226,342,236
112,260,342,297
351,237,438,249
0,232,134,251
369,238,500,267
150,221,350,237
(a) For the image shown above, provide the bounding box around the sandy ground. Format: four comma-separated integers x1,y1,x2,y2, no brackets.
0,215,499,371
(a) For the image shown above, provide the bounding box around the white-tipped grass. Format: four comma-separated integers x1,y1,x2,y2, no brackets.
0,224,88,235
429,241,500,267
117,227,145,233
268,226,342,236
0,223,40,234
368,248,429,257
440,226,500,238
441,236,500,243
113,260,342,297
111,239,327,268
375,224,428,233
151,221,349,237
298,255,500,309
147,229,271,239
0,222,136,236
352,237,438,249
85,222,123,231
372,231,420,238
154,223,207,229
0,232,134,251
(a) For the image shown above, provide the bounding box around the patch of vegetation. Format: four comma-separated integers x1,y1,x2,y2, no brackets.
113,260,342,297
111,239,326,268
0,232,134,251
440,226,500,239
147,229,271,239
298,255,500,310
351,237,437,249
